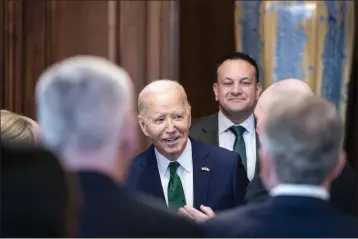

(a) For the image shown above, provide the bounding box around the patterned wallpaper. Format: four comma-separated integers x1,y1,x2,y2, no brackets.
235,0,355,117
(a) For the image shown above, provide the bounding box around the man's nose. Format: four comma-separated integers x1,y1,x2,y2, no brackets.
231,82,242,94
165,118,176,133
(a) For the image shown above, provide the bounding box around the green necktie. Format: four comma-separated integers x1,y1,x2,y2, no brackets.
167,161,186,210
230,125,247,169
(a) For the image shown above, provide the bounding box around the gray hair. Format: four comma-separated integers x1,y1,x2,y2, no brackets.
261,96,344,185
1,110,39,145
36,55,134,154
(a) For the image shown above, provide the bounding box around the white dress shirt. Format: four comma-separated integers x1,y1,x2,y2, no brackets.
270,184,330,200
155,139,194,207
218,111,257,180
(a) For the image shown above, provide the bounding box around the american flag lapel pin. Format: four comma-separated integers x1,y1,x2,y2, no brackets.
201,167,210,172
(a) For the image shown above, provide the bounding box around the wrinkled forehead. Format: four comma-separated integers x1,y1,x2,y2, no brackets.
143,91,188,114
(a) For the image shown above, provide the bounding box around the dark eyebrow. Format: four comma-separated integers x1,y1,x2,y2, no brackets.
224,77,250,81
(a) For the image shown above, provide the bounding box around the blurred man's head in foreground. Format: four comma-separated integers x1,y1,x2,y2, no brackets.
36,55,137,182
259,95,345,191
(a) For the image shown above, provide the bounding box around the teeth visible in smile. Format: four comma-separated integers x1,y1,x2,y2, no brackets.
164,138,178,142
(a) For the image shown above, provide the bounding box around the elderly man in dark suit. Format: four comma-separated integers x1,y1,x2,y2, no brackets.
126,80,249,212
251,79,358,216
193,96,358,237
35,56,203,238
204,96,358,237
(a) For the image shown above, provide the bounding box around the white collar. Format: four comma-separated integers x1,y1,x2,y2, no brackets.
270,184,330,201
218,111,255,135
155,138,193,178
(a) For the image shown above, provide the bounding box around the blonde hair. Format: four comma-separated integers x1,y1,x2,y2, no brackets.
1,110,39,145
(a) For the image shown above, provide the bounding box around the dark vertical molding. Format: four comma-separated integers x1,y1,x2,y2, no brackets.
6,0,24,114
159,1,179,81
345,1,358,176
20,0,26,114
0,0,6,109
143,1,148,83
45,0,52,67
172,1,179,81
116,0,121,65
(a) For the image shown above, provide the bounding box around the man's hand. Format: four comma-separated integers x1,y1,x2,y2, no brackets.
178,205,215,223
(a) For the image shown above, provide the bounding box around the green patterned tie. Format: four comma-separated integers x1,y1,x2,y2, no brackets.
167,161,186,210
230,125,247,169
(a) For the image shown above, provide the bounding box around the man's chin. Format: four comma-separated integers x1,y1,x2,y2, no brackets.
161,146,185,159
226,107,250,116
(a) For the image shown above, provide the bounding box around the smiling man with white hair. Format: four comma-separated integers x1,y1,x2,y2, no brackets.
126,79,249,213
36,56,203,237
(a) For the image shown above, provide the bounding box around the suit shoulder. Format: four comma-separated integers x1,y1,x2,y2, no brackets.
190,114,217,129
131,145,152,162
194,140,239,167
202,142,238,158
204,201,269,237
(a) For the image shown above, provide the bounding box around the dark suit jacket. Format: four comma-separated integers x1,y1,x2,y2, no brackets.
126,138,249,211
204,195,358,238
243,164,358,217
77,171,204,238
1,146,71,237
189,113,261,176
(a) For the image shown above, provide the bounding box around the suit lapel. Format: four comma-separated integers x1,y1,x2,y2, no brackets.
191,138,212,209
199,114,219,146
138,146,166,203
255,131,261,176
254,117,261,176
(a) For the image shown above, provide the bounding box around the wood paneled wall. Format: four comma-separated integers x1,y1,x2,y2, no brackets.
1,0,178,152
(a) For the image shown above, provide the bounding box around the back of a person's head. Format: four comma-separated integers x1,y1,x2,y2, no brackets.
1,146,76,237
1,110,39,146
261,96,344,185
255,79,313,133
35,55,135,156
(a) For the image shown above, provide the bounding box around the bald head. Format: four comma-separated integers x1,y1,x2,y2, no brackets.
138,79,190,116
255,79,313,133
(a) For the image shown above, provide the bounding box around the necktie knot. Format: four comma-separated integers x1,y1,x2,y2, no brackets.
168,161,180,174
230,125,246,136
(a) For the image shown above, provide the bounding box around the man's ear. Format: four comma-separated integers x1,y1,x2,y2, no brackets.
259,146,276,191
137,115,150,137
187,105,192,128
213,83,219,101
331,150,346,180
